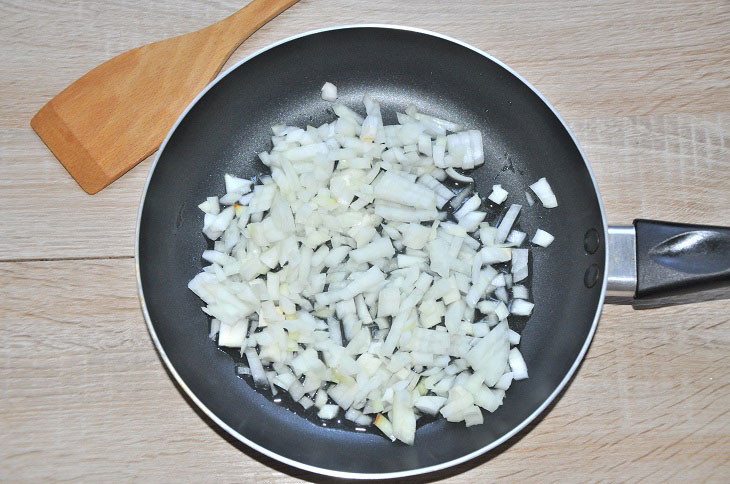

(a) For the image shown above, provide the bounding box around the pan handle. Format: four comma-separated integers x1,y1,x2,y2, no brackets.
607,220,730,299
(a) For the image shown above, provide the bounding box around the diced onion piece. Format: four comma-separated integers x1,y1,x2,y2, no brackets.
511,249,528,275
512,285,529,300
507,230,526,246
458,211,487,232
315,389,328,408
508,329,521,345
318,404,340,419
374,171,437,210
450,185,472,209
495,301,509,321
199,196,220,215
494,372,513,390
400,223,432,250
412,112,462,133
374,414,396,441
509,348,529,380
474,386,504,412
463,405,484,427
225,174,253,195
446,130,484,168
350,237,395,263
321,82,338,101
414,395,447,416
480,247,511,265
333,103,364,123
495,204,522,244
392,390,416,445
510,299,534,316
525,190,535,206
531,229,554,247
476,299,498,314
245,349,268,386
529,177,558,208
445,168,474,183
491,273,506,287
454,194,481,221
488,184,508,204
479,225,496,246
218,320,248,348
512,266,529,283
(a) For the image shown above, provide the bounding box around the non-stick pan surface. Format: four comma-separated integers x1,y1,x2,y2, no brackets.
137,25,607,478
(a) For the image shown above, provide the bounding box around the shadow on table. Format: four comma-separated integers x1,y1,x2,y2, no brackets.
605,285,730,310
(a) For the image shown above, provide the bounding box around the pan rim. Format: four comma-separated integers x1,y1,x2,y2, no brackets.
135,23,609,480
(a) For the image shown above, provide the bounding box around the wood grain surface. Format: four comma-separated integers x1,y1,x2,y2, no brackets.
1,0,728,482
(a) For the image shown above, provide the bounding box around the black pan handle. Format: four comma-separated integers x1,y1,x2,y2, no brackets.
606,220,730,299
634,219,730,298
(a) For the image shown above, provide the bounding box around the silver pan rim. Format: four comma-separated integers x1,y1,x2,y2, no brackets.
135,23,609,480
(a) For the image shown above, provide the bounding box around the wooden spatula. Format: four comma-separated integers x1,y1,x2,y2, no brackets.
31,0,300,194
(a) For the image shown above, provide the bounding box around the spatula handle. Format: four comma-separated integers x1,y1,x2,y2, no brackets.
213,0,301,58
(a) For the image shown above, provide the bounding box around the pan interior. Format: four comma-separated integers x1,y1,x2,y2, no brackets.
138,26,606,476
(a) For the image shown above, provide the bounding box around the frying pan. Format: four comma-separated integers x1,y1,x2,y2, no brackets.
135,25,730,479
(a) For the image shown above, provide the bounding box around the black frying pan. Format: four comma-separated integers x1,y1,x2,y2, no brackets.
136,25,730,479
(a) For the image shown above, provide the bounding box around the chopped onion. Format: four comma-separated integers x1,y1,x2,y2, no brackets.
418,174,453,209
525,190,535,206
509,348,528,380
463,405,484,427
487,184,508,204
245,349,268,387
445,168,474,183
529,177,558,208
508,329,521,345
494,372,513,390
318,404,340,419
225,174,253,195
507,230,526,246
374,414,396,441
510,299,534,316
458,211,487,232
512,285,529,300
450,185,472,210
187,83,556,446
454,194,481,221
479,246,512,265
414,395,447,415
495,204,522,244
209,319,221,340
531,229,554,247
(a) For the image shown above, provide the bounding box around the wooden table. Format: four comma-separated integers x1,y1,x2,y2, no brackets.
2,1,729,481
